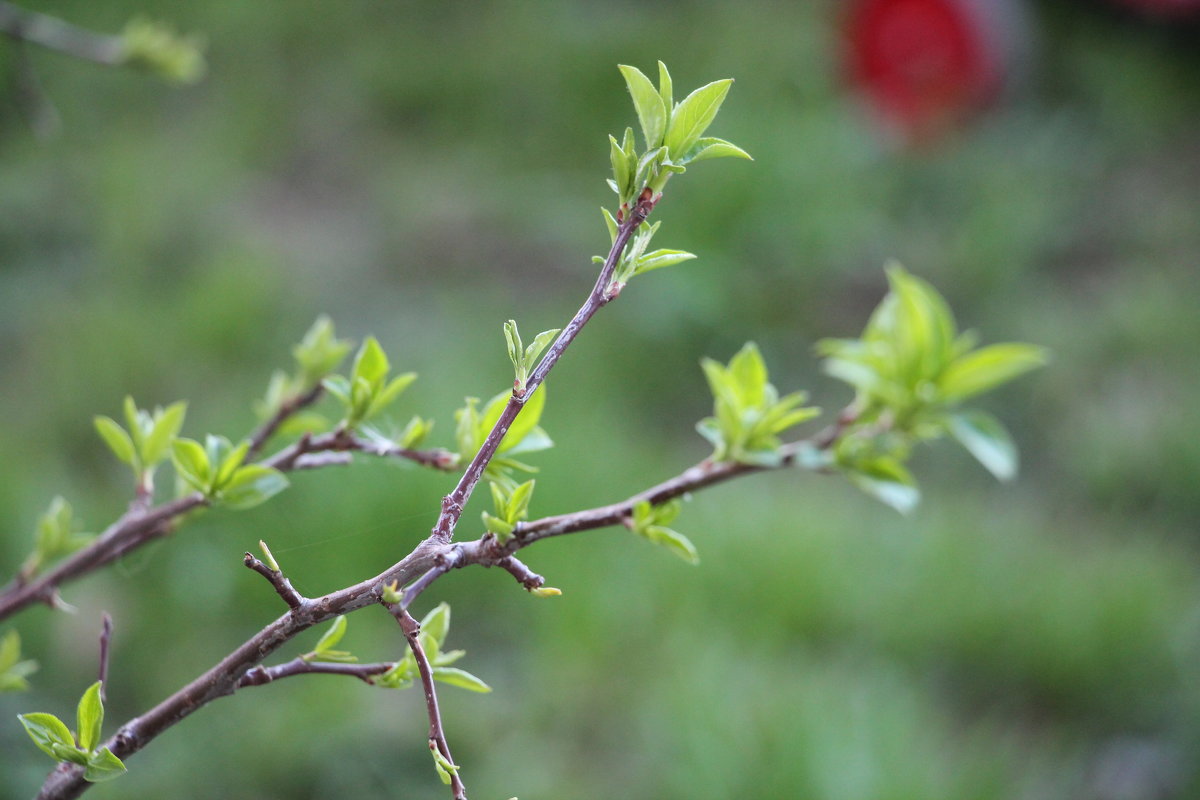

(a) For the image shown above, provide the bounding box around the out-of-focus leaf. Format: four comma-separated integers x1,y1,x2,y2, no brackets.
948,410,1018,481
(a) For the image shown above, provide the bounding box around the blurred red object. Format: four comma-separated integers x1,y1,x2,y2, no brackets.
846,0,1028,144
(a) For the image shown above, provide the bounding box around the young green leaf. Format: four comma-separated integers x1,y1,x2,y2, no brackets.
83,747,127,783
618,64,667,150
431,745,460,785
845,458,920,515
657,60,673,113
665,79,733,159
219,465,288,510
420,602,451,651
93,417,136,465
352,336,389,388
293,315,353,385
312,616,348,656
939,343,1049,403
171,438,211,491
76,682,104,753
0,630,37,693
676,137,752,165
140,401,187,467
18,712,76,760
948,410,1018,481
432,667,492,693
644,526,700,565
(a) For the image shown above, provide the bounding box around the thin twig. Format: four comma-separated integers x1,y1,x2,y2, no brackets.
0,2,123,65
245,383,325,461
495,556,545,592
243,554,307,609
98,614,113,703
237,658,394,688
395,610,467,800
401,546,464,610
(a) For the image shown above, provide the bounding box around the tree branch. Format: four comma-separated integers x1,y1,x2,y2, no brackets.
1,427,455,623
243,553,307,609
394,609,466,800
428,189,658,547
237,658,394,688
245,383,325,461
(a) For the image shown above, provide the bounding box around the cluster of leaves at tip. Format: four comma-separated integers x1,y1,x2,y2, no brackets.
454,384,552,490
373,604,491,694
628,499,699,565
172,435,288,510
598,62,751,292
119,17,206,84
0,630,38,693
482,479,535,543
94,396,186,495
323,336,418,430
256,315,352,435
18,681,126,783
697,342,820,467
816,263,1048,512
17,497,93,584
504,320,559,396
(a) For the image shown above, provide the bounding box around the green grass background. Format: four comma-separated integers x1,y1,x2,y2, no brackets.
2,1,1199,798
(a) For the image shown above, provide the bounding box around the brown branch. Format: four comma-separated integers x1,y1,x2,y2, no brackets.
0,493,208,622
98,614,113,702
237,658,394,688
243,553,306,609
394,609,467,800
428,189,658,547
0,2,123,66
1,426,454,623
245,383,325,461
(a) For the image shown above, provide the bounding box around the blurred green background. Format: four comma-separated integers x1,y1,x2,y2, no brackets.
2,1,1199,798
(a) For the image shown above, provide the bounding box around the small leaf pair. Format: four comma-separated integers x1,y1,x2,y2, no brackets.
94,396,187,492
375,604,490,694
454,387,552,488
697,343,820,466
172,435,288,510
503,320,559,396
302,617,357,664
324,337,417,428
628,499,699,565
482,479,535,543
18,681,127,783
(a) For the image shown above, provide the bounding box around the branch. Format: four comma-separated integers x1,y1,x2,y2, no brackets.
394,609,466,800
0,2,123,66
237,658,394,688
245,383,324,461
1,427,454,622
243,553,307,609
428,189,659,546
0,493,207,622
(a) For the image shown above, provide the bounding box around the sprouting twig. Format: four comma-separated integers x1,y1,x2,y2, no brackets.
98,614,113,702
237,659,394,688
395,610,467,800
245,383,325,461
243,553,307,609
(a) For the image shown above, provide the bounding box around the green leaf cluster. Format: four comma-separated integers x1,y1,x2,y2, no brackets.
817,263,1048,505
609,62,750,206
0,630,38,693
302,617,357,664
628,499,698,565
94,396,187,491
504,320,559,395
18,681,127,783
256,315,353,435
171,435,288,509
119,17,206,84
375,604,490,694
454,387,552,489
697,343,820,466
19,497,93,582
323,337,417,428
482,479,535,543
596,214,697,292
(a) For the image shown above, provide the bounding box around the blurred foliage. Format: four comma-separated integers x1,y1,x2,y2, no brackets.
1,1,1199,798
